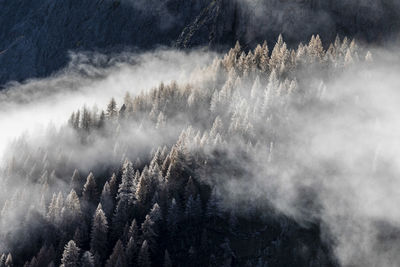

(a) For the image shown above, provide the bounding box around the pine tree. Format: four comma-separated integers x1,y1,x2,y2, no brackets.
81,106,92,132
60,240,80,267
112,159,135,240
70,169,83,196
125,237,139,266
90,204,108,264
167,198,180,235
108,173,119,198
80,251,95,267
137,240,151,267
61,190,82,235
27,256,37,267
269,34,284,70
106,240,126,267
100,181,114,219
107,98,118,118
82,172,98,206
136,166,152,205
149,203,162,223
141,215,157,253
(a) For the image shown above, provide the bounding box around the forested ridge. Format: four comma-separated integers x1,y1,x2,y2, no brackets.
0,35,373,266
1,0,397,87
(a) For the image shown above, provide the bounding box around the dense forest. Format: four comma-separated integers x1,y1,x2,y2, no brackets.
0,34,384,267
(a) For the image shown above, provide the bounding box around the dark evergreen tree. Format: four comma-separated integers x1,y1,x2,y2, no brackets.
105,240,126,267
90,204,108,264
141,215,157,253
137,240,151,267
100,181,114,219
125,237,139,266
82,172,99,217
70,169,83,196
112,159,135,240
167,198,180,236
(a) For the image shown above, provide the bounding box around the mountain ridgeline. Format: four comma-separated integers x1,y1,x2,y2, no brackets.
1,0,399,87
1,35,383,267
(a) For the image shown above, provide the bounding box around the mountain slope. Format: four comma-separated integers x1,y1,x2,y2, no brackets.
1,0,399,87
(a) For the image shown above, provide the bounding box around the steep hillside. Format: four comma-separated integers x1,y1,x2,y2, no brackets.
1,35,389,266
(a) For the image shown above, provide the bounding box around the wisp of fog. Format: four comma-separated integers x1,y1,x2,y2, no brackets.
0,49,216,162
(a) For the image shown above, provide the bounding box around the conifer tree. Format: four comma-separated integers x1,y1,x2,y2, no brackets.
81,251,95,267
149,203,162,223
82,172,98,206
108,173,119,198
62,190,82,235
112,159,135,240
70,169,83,196
125,237,139,266
100,181,114,218
167,198,180,235
107,98,118,118
90,205,108,264
60,240,80,267
141,215,157,253
105,240,126,267
138,240,151,267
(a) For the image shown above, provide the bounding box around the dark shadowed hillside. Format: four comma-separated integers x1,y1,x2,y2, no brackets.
1,0,399,87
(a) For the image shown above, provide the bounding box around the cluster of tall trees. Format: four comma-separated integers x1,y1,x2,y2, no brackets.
0,34,369,266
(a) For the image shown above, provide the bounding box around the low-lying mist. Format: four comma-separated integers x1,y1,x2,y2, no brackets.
0,49,216,162
1,37,400,266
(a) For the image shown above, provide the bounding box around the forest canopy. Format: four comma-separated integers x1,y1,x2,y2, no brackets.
1,34,397,267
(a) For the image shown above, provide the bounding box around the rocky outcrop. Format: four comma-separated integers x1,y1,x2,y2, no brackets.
176,0,400,50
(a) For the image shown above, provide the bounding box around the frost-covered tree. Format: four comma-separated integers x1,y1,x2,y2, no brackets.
106,98,118,118
112,159,136,240
60,240,80,267
61,190,82,235
80,251,95,267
